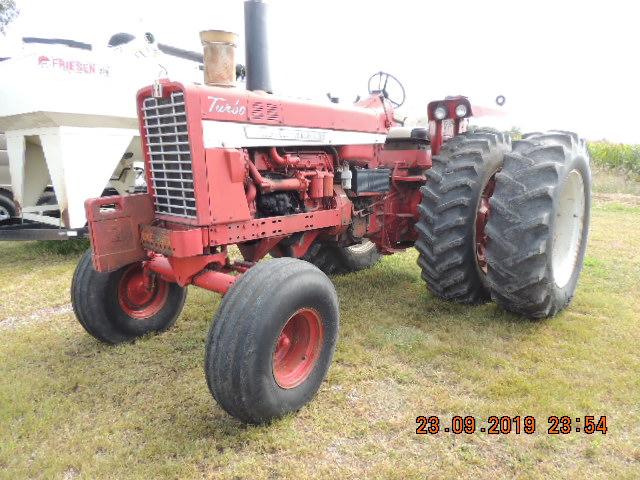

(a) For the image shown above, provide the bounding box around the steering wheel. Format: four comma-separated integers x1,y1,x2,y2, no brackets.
368,71,406,108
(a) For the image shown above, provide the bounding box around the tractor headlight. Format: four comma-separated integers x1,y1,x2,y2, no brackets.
434,105,448,120
455,104,468,118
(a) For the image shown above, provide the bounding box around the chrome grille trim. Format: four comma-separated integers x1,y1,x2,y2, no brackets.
142,91,197,219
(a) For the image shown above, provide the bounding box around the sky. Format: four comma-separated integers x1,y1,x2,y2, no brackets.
1,0,639,143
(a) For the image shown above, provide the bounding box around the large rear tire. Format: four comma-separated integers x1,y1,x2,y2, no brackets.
486,131,591,318
205,258,339,424
71,249,187,344
415,128,512,304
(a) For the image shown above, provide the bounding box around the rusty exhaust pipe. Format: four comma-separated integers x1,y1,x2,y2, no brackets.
199,30,238,87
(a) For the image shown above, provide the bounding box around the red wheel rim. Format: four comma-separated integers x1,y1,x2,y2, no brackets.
117,264,169,319
476,174,497,274
273,308,324,389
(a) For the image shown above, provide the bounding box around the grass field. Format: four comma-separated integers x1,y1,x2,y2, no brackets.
589,142,640,199
589,142,640,179
1,197,639,479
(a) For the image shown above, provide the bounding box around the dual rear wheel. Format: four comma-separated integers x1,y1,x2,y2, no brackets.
415,129,591,318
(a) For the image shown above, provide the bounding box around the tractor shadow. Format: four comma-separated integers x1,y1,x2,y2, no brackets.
331,255,551,364
337,255,543,328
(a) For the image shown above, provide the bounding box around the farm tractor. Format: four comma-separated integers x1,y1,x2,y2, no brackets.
72,1,591,424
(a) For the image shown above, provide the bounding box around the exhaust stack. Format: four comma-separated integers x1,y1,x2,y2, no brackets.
244,0,272,93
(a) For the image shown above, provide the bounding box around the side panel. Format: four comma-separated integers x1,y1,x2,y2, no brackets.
206,148,252,224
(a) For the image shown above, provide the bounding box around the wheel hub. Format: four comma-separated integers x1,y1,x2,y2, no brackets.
552,169,586,288
117,264,169,319
476,175,497,274
273,308,324,389
0,205,10,222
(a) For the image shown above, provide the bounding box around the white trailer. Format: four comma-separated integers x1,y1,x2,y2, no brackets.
0,34,205,239
0,132,15,222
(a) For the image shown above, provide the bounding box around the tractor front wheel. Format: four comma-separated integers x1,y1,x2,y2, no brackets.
71,249,187,344
205,258,339,424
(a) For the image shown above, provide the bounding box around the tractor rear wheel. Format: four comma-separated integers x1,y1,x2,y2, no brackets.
71,249,187,344
415,128,512,304
303,240,381,275
205,258,339,424
486,131,591,318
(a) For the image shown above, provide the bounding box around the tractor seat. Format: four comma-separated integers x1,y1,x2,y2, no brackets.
386,127,429,141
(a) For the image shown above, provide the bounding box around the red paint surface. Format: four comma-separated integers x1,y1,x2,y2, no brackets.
86,80,478,293
273,308,324,389
118,263,169,319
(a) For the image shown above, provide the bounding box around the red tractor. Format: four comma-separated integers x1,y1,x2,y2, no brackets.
72,1,591,424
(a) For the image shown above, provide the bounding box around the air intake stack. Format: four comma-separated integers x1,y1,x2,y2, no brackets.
199,30,238,87
244,0,273,93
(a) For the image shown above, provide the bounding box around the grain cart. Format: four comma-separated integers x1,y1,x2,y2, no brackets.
72,1,591,424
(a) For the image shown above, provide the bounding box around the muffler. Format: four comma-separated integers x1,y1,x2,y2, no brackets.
244,0,272,93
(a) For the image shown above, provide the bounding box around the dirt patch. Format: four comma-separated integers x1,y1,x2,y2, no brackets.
594,192,640,206
0,303,72,331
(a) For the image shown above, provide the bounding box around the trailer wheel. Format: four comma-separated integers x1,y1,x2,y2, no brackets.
0,192,16,224
205,258,339,424
415,128,512,303
486,131,591,318
71,249,187,344
304,240,381,275
36,191,61,218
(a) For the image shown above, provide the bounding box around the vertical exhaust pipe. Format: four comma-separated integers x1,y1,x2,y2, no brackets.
244,0,272,93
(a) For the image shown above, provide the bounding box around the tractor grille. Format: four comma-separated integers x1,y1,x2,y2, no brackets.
142,92,196,219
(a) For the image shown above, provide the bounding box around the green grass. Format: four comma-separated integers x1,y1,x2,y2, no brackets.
1,199,640,479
